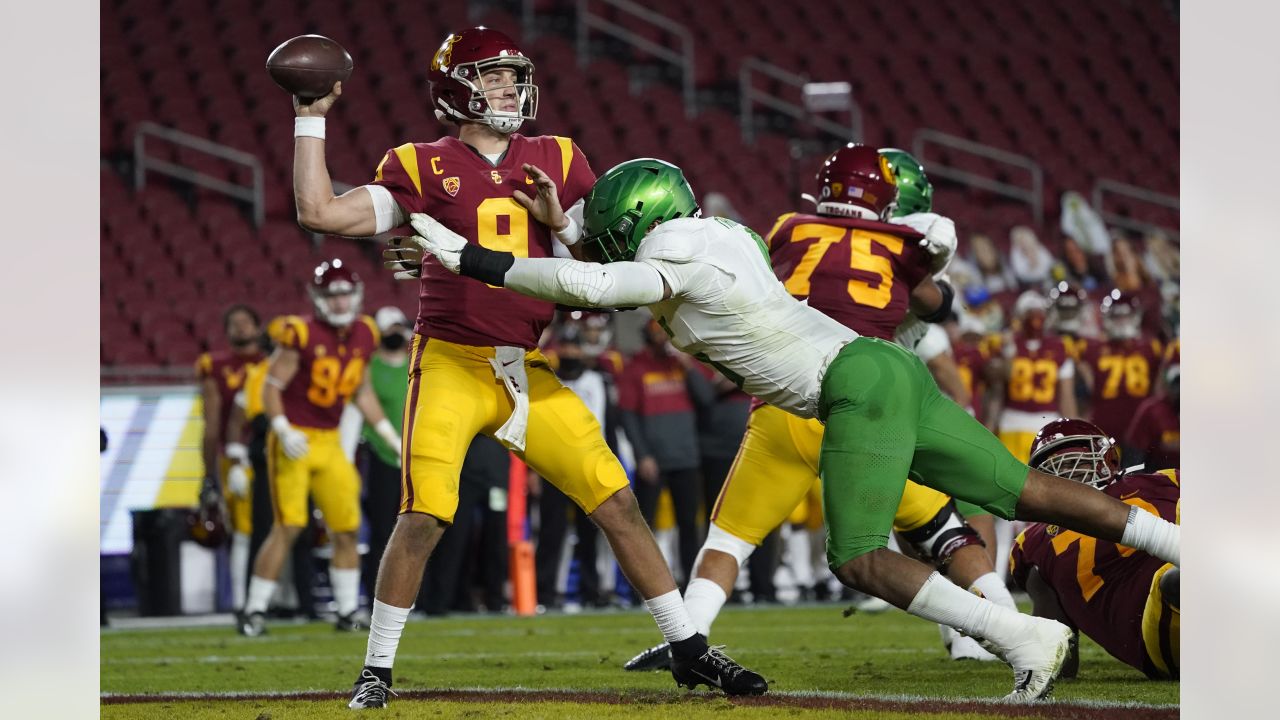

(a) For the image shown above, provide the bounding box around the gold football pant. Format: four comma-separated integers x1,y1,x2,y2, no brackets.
710,404,951,546
400,337,629,523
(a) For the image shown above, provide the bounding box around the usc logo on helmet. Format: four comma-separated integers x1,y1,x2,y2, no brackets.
432,34,461,71
879,155,898,186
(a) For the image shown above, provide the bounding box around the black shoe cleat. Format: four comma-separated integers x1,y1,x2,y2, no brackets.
348,668,396,709
237,611,267,637
335,612,367,632
623,641,672,671
671,644,767,696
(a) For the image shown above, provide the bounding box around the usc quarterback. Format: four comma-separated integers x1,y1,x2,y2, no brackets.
286,26,763,707
194,304,264,612
624,145,1018,671
239,260,403,636
1010,418,1180,679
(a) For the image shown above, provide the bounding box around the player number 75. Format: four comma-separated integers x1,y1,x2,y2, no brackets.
780,224,903,309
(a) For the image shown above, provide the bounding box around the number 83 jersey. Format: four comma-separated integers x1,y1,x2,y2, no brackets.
371,134,596,349
277,315,379,429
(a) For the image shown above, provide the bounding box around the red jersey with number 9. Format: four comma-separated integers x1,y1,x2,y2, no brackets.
371,134,596,348
277,315,380,429
1010,470,1179,675
765,212,929,340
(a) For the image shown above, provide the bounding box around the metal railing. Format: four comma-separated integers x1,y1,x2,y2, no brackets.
740,58,862,145
1092,178,1179,237
133,122,265,227
577,0,696,117
912,129,1044,226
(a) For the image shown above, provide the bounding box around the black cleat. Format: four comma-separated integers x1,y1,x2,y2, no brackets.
671,644,767,696
348,668,396,709
335,612,367,632
237,611,267,637
623,641,672,671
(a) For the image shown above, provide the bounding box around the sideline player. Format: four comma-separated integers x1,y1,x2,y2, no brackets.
624,146,1014,671
195,304,264,611
1010,418,1179,679
1075,290,1162,443
286,27,764,707
409,157,1182,702
239,260,403,635
984,291,1078,462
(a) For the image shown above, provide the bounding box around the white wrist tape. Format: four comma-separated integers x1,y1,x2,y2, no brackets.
294,116,326,140
554,214,582,246
224,442,249,464
270,415,293,435
374,418,397,441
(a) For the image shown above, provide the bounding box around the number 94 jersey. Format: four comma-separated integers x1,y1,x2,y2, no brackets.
765,212,930,340
371,134,596,349
277,315,380,430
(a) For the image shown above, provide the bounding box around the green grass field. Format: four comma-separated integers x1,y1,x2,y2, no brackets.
101,604,1177,719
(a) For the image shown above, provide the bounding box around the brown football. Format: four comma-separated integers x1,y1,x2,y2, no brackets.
265,35,353,98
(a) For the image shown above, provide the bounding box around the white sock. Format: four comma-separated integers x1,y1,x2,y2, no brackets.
1120,506,1179,565
644,589,697,643
331,567,361,616
244,576,278,615
785,528,814,587
365,599,411,669
683,578,728,637
230,532,250,610
907,572,1026,648
969,572,1018,612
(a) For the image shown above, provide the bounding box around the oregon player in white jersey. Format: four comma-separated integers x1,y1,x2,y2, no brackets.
398,158,1182,703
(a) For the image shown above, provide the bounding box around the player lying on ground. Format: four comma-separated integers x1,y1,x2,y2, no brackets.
1010,418,1179,679
398,157,1181,702
623,146,1014,672
286,27,764,709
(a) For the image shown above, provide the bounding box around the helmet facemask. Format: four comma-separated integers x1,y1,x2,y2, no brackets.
310,281,363,328
441,57,538,135
1103,309,1142,340
1033,435,1120,489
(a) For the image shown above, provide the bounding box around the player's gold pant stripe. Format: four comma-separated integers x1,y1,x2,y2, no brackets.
1141,563,1179,678
399,334,427,514
709,435,749,523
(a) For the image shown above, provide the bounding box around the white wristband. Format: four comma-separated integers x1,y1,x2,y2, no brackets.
270,415,293,435
294,116,326,140
374,418,398,441
554,214,582,246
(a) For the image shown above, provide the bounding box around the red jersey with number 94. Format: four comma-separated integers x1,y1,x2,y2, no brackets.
765,212,929,340
371,134,596,348
277,315,380,429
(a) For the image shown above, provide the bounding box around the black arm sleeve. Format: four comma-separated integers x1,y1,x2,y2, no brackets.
918,279,955,324
459,244,515,286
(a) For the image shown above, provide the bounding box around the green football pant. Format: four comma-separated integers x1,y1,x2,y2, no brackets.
818,338,1029,570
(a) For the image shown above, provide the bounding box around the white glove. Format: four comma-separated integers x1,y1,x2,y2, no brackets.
226,462,250,497
383,236,423,280
409,212,468,274
891,212,957,274
223,441,251,497
374,418,403,466
270,415,309,460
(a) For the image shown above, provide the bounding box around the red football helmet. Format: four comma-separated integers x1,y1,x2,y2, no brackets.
815,144,898,220
309,258,363,328
1047,281,1088,335
1100,289,1143,340
188,483,229,549
429,27,538,134
1028,418,1123,488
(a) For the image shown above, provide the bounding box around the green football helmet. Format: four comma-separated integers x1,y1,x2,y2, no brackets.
879,148,933,217
580,158,700,263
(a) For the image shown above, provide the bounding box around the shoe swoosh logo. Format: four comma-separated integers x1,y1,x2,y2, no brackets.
691,669,722,688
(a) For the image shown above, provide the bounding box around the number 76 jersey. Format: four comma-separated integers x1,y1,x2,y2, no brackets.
371,134,596,349
277,315,379,430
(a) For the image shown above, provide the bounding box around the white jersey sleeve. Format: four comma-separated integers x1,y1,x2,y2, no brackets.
635,217,858,418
